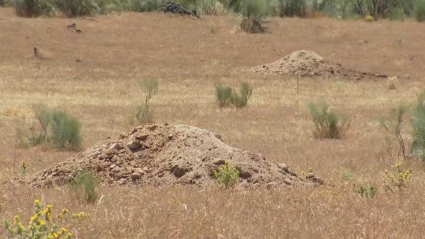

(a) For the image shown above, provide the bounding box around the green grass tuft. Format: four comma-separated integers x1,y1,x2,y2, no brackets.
307,100,349,139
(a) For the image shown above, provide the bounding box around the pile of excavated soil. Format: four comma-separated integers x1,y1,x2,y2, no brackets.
253,50,388,80
22,124,321,188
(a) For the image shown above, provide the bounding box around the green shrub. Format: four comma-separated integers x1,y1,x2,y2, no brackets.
341,171,354,180
415,0,425,22
271,0,306,17
71,170,98,203
307,100,349,139
134,106,155,125
130,79,159,125
96,0,126,14
18,105,82,150
215,84,232,108
240,0,270,33
53,0,100,16
13,0,55,17
215,82,252,108
229,82,252,108
213,161,239,189
388,7,406,21
194,0,227,15
411,92,425,158
128,0,165,12
379,103,409,160
50,110,82,150
355,185,377,199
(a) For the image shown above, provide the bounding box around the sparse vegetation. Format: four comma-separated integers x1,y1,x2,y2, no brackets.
20,161,28,177
4,199,83,239
54,0,100,17
131,78,159,125
355,185,377,199
71,170,98,204
13,0,55,17
8,0,425,22
239,0,269,33
17,105,82,150
341,171,354,180
215,84,232,108
3,5,425,238
379,103,409,160
272,0,306,17
229,82,253,108
387,76,398,89
383,162,412,192
215,82,252,108
307,100,349,139
213,161,240,189
209,21,218,33
415,0,425,21
411,91,425,159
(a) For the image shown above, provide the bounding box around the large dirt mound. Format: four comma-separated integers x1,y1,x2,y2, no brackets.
23,124,321,188
253,50,388,80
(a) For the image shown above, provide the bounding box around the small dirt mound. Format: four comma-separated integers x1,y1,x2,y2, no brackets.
253,50,388,80
22,124,320,188
161,1,199,18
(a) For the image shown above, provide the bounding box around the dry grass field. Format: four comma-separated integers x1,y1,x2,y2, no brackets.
2,6,425,238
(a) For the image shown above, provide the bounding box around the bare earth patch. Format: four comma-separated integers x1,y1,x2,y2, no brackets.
253,50,389,80
22,124,321,188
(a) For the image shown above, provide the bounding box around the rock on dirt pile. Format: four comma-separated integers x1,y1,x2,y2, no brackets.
23,124,321,188
253,50,387,80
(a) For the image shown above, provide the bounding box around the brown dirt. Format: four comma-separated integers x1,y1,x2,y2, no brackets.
253,50,389,80
22,124,321,188
2,8,425,238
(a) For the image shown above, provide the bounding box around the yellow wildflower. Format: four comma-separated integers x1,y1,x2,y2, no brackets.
38,219,46,226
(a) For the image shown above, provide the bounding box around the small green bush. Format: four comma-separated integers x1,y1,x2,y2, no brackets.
307,100,349,139
194,0,227,15
415,0,425,22
54,0,100,16
50,110,82,149
355,185,377,199
18,105,82,150
128,0,165,12
13,0,55,17
240,0,269,33
388,7,406,21
215,84,232,108
379,103,409,160
71,170,98,203
130,78,159,125
215,82,252,108
213,161,239,189
229,82,252,108
411,92,425,158
271,0,306,17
